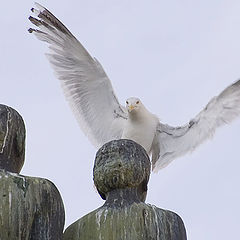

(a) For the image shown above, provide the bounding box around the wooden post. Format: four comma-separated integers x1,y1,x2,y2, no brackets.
0,104,65,240
0,105,25,173
64,139,187,240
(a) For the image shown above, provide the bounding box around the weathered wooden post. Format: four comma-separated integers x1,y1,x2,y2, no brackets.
64,139,187,240
0,104,65,240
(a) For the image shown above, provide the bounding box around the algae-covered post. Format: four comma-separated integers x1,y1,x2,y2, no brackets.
64,139,187,240
0,104,65,240
0,104,25,173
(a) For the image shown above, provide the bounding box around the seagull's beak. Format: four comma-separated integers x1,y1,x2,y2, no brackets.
128,105,135,112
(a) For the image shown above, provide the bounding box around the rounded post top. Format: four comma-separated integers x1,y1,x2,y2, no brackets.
0,104,25,173
93,139,151,201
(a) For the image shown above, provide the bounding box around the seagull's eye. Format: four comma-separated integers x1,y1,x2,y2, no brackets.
136,101,139,104
126,101,129,104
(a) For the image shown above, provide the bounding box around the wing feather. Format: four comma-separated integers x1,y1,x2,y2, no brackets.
29,3,127,147
152,80,240,171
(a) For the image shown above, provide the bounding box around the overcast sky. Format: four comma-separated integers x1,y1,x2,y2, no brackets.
1,1,240,239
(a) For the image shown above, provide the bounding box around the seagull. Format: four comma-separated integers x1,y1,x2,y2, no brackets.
29,3,240,171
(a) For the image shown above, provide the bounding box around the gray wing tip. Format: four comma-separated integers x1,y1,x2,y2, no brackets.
29,3,74,38
218,78,240,99
28,28,43,34
29,16,40,26
232,79,240,87
28,28,37,33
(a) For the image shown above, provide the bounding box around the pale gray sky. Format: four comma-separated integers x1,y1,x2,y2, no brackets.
1,1,240,239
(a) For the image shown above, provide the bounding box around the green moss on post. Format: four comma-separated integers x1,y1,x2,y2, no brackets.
64,202,186,240
0,104,65,240
0,105,25,173
64,140,187,240
0,171,65,240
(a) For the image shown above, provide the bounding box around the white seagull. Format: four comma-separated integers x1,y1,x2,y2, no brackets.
29,3,240,171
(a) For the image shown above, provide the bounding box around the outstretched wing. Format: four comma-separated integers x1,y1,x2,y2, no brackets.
152,80,240,171
29,3,127,148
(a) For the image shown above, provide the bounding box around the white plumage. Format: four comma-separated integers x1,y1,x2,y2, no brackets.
122,97,159,154
29,3,240,171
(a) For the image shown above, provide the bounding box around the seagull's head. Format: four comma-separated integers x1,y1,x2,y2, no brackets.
125,97,142,113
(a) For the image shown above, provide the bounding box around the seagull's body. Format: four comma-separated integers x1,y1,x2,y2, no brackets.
29,3,240,171
122,98,159,154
